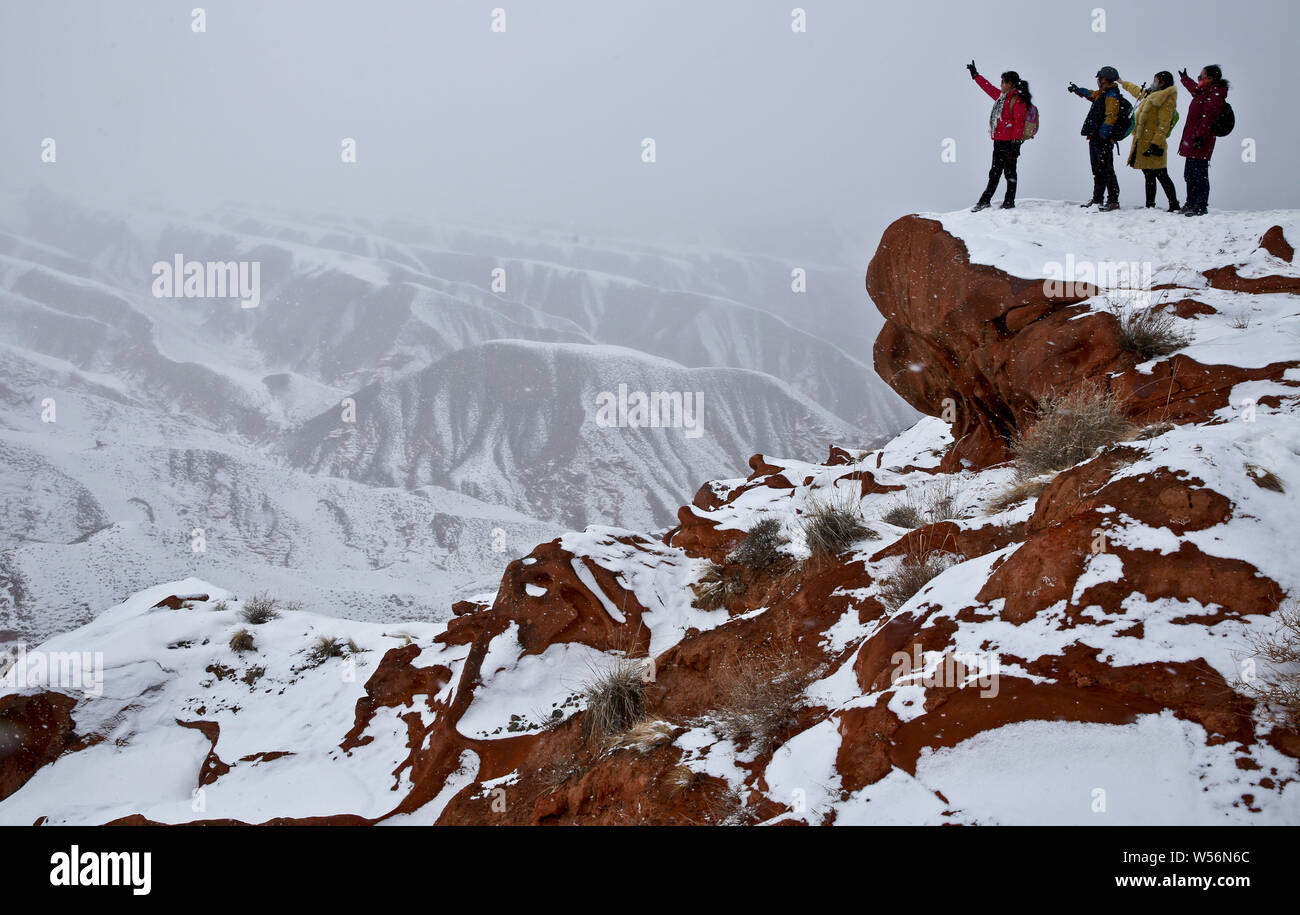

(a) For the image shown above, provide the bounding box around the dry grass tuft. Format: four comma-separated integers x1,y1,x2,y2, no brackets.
240,593,281,624
1245,463,1285,493
801,490,876,560
880,501,925,529
580,658,647,743
727,517,789,572
1011,383,1132,480
878,533,961,611
710,644,815,753
1240,600,1300,731
1104,293,1193,360
881,477,967,528
691,562,750,611
229,628,256,654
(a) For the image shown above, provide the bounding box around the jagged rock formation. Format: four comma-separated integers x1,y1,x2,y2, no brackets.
868,210,1300,469
4,205,1299,824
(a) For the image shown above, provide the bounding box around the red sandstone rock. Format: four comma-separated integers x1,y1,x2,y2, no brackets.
152,593,210,609
866,216,1300,470
0,692,77,802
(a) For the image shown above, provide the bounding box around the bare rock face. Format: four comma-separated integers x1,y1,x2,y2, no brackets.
1259,225,1296,263
1205,225,1299,292
867,216,1106,468
866,217,1300,469
0,692,77,802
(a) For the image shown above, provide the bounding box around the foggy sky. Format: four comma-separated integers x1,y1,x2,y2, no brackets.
2,0,1295,260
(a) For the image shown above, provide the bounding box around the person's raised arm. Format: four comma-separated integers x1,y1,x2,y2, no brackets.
969,62,999,100
974,73,999,100
1179,68,1201,95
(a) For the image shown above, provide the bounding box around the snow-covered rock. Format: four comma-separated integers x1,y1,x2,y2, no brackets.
4,204,1297,825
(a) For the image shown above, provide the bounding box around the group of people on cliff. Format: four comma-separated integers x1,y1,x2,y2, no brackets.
965,61,1232,215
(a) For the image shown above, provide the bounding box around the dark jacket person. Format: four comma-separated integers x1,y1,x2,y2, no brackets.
1070,66,1125,210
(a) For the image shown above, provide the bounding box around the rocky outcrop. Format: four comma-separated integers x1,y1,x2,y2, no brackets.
5,210,1298,825
424,215,1300,823
0,692,78,802
867,216,1300,469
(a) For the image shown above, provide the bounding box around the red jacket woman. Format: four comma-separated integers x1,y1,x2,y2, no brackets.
1177,64,1230,216
1178,69,1228,160
975,73,1028,141
966,61,1033,211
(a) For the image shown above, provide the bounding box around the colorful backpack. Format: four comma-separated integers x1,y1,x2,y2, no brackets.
1022,102,1040,140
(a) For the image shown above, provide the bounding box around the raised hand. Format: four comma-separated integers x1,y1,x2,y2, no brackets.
967,60,978,78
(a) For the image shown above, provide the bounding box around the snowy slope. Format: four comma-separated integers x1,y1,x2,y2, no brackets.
934,200,1300,283
0,582,460,825
0,352,561,643
287,339,871,530
692,411,1300,825
0,192,915,644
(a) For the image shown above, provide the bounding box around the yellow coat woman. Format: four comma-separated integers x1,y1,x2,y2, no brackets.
1120,72,1182,209
1121,77,1179,170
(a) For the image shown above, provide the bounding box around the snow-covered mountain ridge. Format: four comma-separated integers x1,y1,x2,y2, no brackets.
0,192,913,642
3,203,1297,825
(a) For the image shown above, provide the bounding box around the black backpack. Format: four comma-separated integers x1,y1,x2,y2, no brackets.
1212,101,1235,137
1114,94,1135,139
